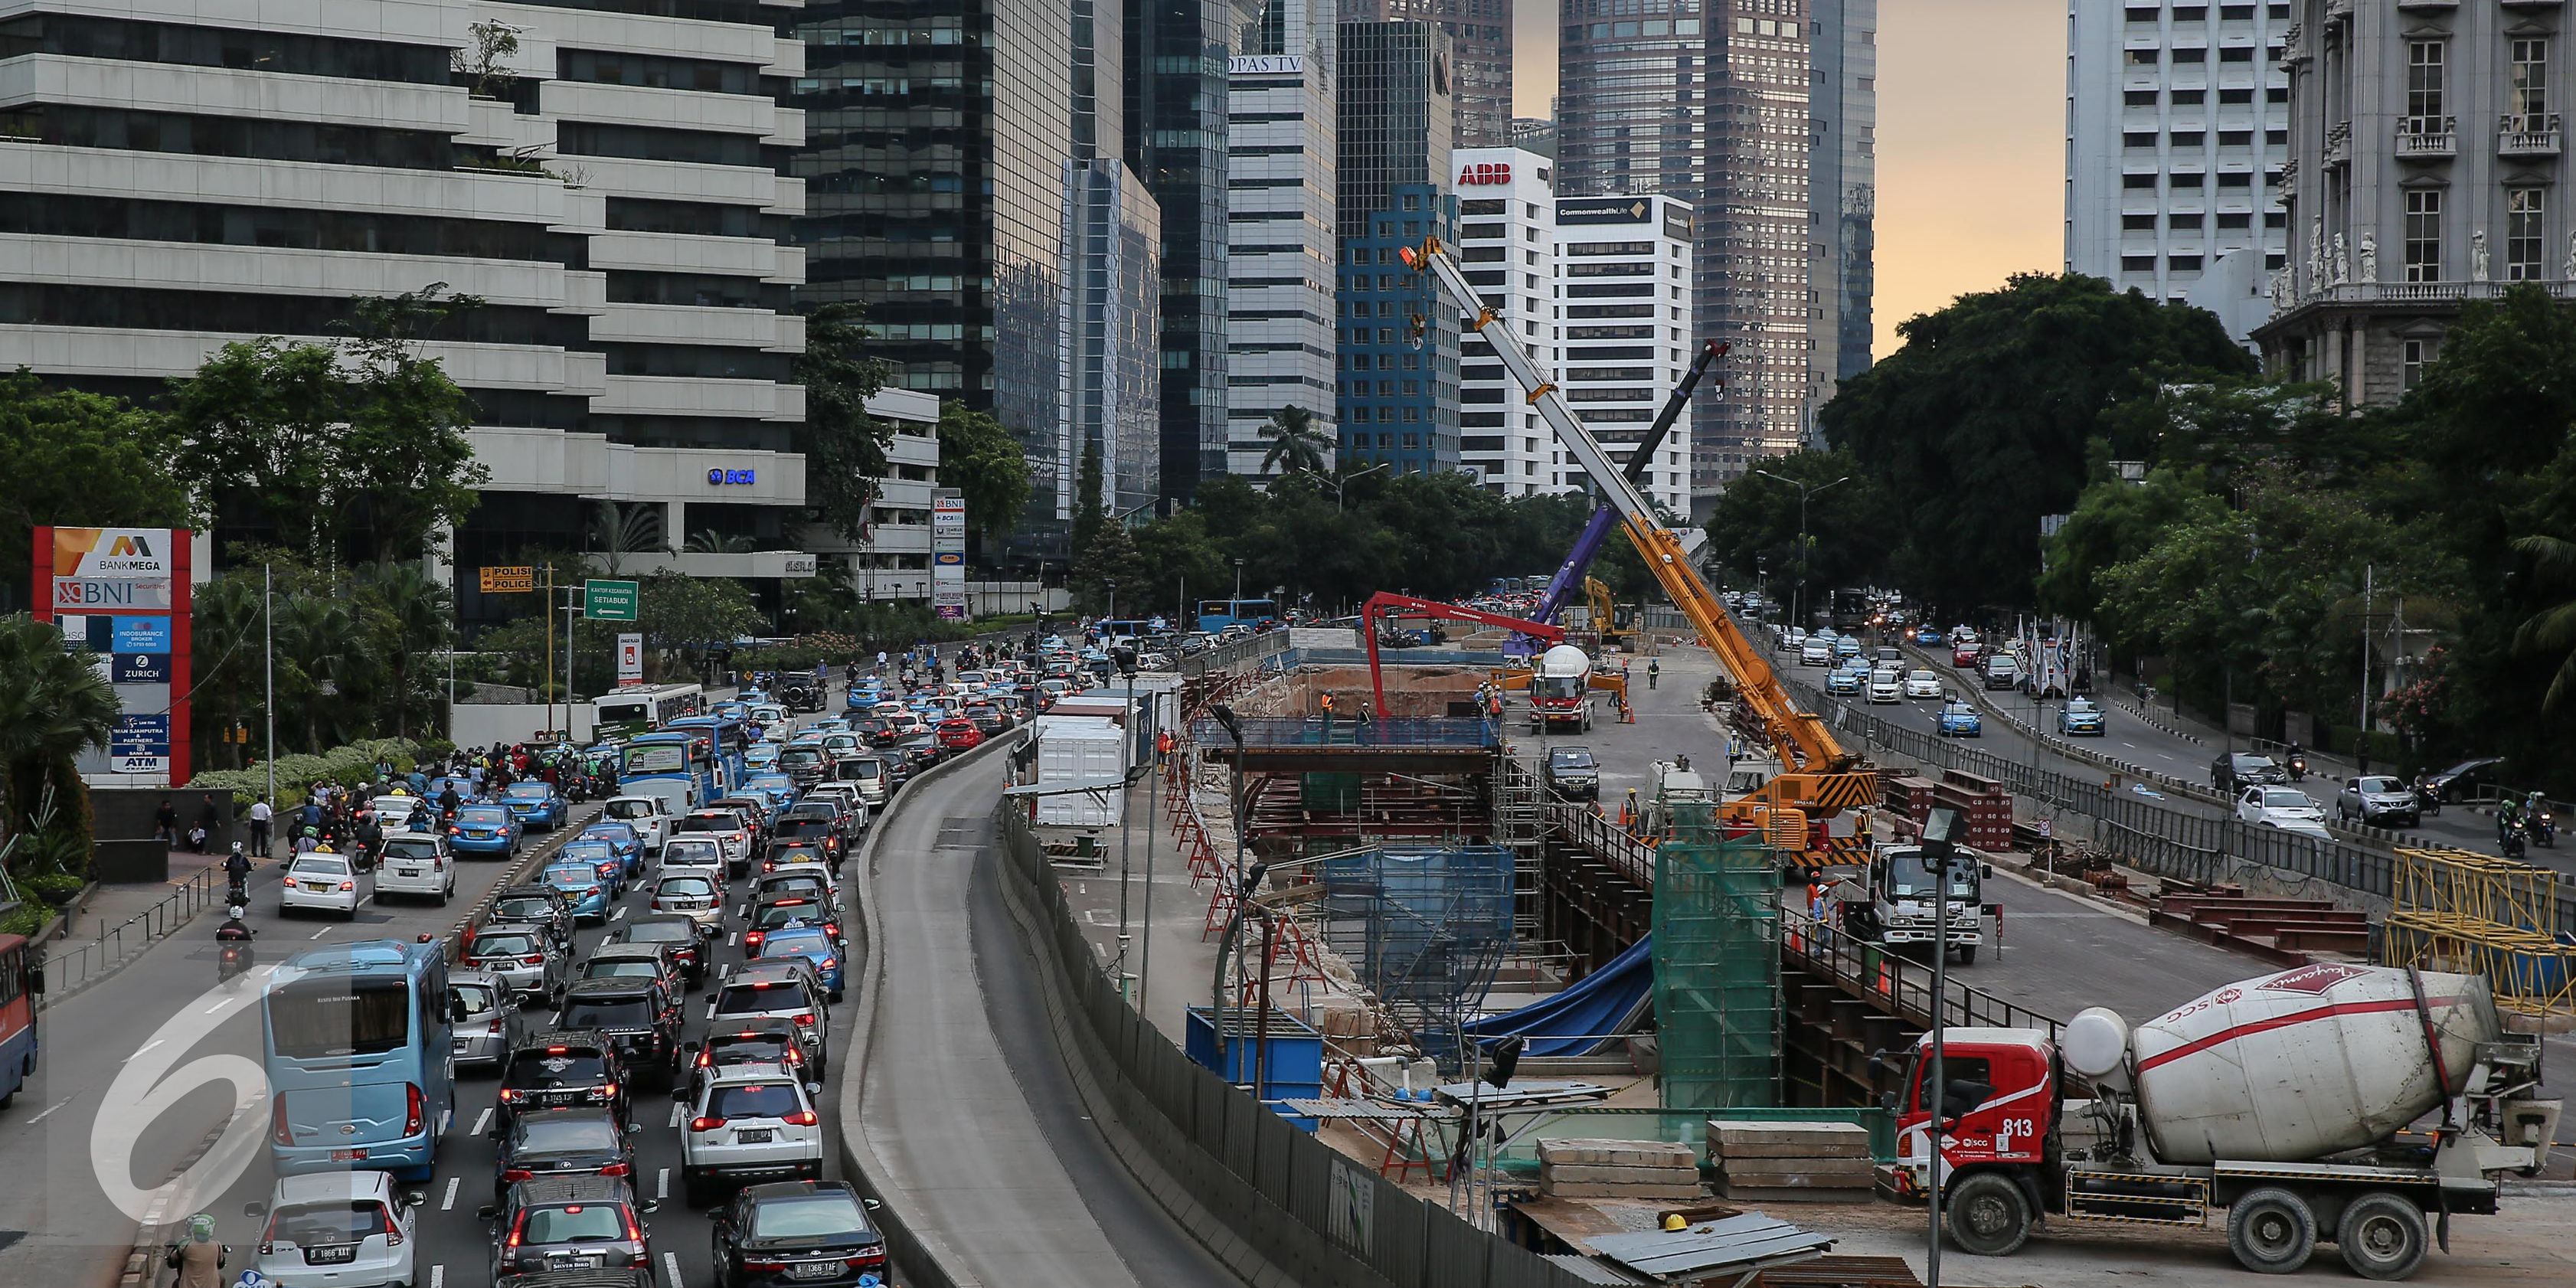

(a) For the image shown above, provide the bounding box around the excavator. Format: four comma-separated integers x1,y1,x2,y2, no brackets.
1399,240,1877,868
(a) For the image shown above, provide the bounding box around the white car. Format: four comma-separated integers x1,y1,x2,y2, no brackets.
661,836,728,886
245,1169,419,1288
1901,669,1943,700
372,833,454,905
680,1062,825,1206
601,796,675,854
1867,668,1903,704
279,853,361,919
1799,639,1833,666
2238,785,2331,839
368,794,433,832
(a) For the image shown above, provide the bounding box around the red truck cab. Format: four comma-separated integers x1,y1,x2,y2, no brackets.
1891,1028,2058,1200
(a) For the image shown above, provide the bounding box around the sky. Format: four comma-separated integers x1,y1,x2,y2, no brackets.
1510,0,2064,359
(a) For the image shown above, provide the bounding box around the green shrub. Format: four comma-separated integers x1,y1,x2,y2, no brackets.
18,873,83,907
0,904,50,938
185,737,426,805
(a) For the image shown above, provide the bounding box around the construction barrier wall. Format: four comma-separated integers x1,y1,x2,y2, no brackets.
1652,804,1780,1109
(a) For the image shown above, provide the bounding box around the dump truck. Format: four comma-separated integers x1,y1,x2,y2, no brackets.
1856,842,1986,964
1528,643,1596,732
1892,963,2559,1280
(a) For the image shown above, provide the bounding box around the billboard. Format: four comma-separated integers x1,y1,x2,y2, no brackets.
35,527,191,786
932,489,968,621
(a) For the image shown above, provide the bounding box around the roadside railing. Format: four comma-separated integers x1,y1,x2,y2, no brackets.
1178,629,1290,678
1778,905,2066,1041
39,864,227,1004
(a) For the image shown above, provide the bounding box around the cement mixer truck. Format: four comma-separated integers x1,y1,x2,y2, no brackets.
1528,643,1595,732
1891,963,2559,1280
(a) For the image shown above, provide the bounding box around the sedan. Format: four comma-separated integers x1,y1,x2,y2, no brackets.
1798,639,1832,666
450,969,530,1074
1952,642,1983,669
449,803,524,858
502,781,570,832
752,925,845,1001
1825,667,1863,696
2057,698,2106,736
2337,775,2422,829
1936,700,1983,738
1900,669,1942,700
2238,785,2331,839
2212,752,2289,796
279,853,361,919
710,1181,888,1288
577,822,645,878
1866,669,1902,704
540,861,613,925
462,924,570,1006
558,841,626,899
492,1108,636,1207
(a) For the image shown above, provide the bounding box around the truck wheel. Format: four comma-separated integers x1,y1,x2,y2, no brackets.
2227,1187,2317,1274
1944,1173,2031,1256
1954,945,1978,966
2336,1192,2428,1281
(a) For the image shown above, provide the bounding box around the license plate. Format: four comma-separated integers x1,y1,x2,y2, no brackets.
736,1129,773,1143
305,1244,358,1265
328,1149,368,1162
788,1262,839,1280
547,1255,601,1271
453,1040,470,1053
305,882,329,891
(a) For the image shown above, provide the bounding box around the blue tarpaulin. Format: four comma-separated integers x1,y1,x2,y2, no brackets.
1454,935,1656,1058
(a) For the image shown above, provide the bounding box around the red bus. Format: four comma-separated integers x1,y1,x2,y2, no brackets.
0,934,36,1107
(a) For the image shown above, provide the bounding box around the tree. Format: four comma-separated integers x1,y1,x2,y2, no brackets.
2512,534,2576,712
1070,440,1106,560
592,502,668,577
641,575,766,678
357,562,455,740
1698,449,1897,612
1819,273,2254,607
937,400,1033,556
2035,466,2212,629
0,614,116,872
1071,518,1146,613
685,530,755,554
793,303,895,544
1257,404,1329,477
0,373,195,610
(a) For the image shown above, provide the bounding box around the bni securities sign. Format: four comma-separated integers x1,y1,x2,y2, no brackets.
931,489,968,621
36,526,192,786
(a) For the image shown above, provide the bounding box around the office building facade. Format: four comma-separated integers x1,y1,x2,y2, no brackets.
2256,1,2576,407
2067,0,2293,345
1224,0,1340,478
1338,186,1460,473
1343,0,1510,147
1453,145,1561,492
1809,0,1875,402
1558,194,1695,518
1126,0,1240,501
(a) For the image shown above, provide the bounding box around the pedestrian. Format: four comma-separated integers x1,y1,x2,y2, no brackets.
154,796,178,846
247,796,272,857
1156,728,1175,767
1648,658,1660,690
1319,691,1336,738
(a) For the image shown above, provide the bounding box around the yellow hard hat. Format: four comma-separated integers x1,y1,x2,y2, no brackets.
1663,1214,1687,1232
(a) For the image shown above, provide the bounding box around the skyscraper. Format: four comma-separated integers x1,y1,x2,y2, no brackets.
1224,0,1340,477
1345,0,1513,148
1809,0,1876,407
1336,20,1458,473
1064,0,1165,519
1126,0,1241,501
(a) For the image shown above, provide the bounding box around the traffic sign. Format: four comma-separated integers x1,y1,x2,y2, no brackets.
584,579,639,621
616,633,643,685
479,566,535,593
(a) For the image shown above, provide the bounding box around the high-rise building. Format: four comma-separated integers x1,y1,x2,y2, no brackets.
1225,0,1339,478
2067,0,2293,346
1336,19,1453,239
1343,0,1512,147
1061,0,1165,521
1453,145,1561,492
1510,115,1558,158
1809,0,1876,406
1126,0,1241,502
1335,19,1456,473
1557,2,1811,507
1558,194,1695,517
2257,2,2575,407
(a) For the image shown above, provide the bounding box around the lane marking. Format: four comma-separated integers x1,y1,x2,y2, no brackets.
25,1095,75,1123
610,906,627,923
472,1107,492,1136
668,1102,684,1129
664,1251,685,1288
656,1166,671,1199
441,1177,459,1211
704,1001,718,1022
726,931,738,947
430,1266,443,1288
123,1038,163,1064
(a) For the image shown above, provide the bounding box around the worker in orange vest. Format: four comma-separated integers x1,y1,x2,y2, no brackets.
1319,691,1335,738
1156,727,1175,766
1620,787,1638,832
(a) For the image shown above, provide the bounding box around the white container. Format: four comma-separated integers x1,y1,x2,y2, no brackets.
2128,963,2498,1165
1032,715,1128,826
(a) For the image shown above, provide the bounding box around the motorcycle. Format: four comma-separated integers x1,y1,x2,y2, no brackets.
216,917,255,985
2287,754,2308,782
2502,816,2530,861
2414,779,2445,816
2538,808,2558,849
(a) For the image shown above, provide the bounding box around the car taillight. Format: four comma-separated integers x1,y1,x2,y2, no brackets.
819,958,836,970
380,1205,404,1245
600,1162,630,1177
403,1083,424,1136
823,924,842,939
599,1083,617,1100
499,1087,520,1102
850,1247,886,1269
689,1116,726,1133
740,1260,786,1273
695,1048,713,1067
338,881,355,891
505,1218,525,1251
523,956,544,967
784,1109,818,1126
624,1209,646,1244
271,1094,294,1146
793,1012,816,1027
488,1018,503,1034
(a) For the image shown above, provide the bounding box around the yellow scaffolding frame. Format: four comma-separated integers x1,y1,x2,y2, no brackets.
2382,847,2576,1015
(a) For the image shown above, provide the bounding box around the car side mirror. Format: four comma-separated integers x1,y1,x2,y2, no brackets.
402,1190,427,1208
476,1205,499,1221
806,1082,823,1097
861,1198,884,1212
244,1201,267,1220
639,1200,659,1215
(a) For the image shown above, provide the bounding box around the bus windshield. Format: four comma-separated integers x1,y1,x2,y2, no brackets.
268,978,410,1058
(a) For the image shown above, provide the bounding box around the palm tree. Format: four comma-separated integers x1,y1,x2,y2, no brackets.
593,502,669,577
0,615,118,866
1258,404,1329,477
358,563,455,740
685,529,756,554
2514,534,2576,711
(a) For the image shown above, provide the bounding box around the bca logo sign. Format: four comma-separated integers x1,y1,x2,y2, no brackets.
1458,162,1512,186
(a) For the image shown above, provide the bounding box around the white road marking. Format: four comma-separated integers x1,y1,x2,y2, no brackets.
656,1166,671,1199
668,1102,685,1128
441,1178,460,1211
472,1107,493,1136
202,999,230,1014
123,1038,163,1064
430,1266,443,1288
663,1251,685,1288
704,1001,718,1021
726,931,738,947
25,1095,74,1123
311,927,332,939
611,907,627,923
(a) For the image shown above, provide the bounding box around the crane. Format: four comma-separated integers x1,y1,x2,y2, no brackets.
1399,239,1878,865
1359,592,1562,716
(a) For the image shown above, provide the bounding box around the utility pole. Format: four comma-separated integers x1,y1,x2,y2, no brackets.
263,564,276,812
1749,469,1849,631
564,577,578,740
2357,564,2375,776
544,564,557,738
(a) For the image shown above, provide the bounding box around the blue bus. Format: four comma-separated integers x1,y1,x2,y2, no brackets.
1195,597,1280,634
664,714,750,788
622,730,718,814
263,939,455,1181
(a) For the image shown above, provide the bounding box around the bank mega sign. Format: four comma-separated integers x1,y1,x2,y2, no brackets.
35,527,193,786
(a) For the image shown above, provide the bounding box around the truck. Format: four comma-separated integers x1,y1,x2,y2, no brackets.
1895,963,2560,1280
1528,643,1596,732
1640,758,1715,838
1855,842,1986,964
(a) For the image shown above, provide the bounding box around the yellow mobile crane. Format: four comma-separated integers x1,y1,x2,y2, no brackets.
1400,240,1876,867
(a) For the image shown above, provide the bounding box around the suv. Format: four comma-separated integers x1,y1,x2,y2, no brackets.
769,808,842,861
681,1064,825,1206
1980,653,2019,691
492,1107,636,1206
1544,747,1600,800
482,1176,655,1285
685,1018,812,1102
245,1170,420,1288
778,678,822,713
559,978,682,1090
676,809,755,877
2210,751,2288,796
496,1033,629,1137
600,796,674,854
606,914,708,986
464,922,572,1008
710,963,832,1080
2337,774,2422,828
374,832,456,904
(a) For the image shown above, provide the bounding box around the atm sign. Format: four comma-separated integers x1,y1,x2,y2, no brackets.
1458,162,1512,186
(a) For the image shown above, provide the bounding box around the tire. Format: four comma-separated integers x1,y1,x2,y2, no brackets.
1955,945,1978,966
2226,1186,2317,1274
1944,1172,2031,1257
2337,1192,2429,1281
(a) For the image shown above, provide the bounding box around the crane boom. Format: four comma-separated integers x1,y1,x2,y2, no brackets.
1400,239,1874,851
1526,339,1727,639
1360,592,1563,715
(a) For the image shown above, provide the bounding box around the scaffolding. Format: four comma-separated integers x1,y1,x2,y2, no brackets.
1319,845,1515,1073
2382,846,2576,1016
1654,802,1780,1108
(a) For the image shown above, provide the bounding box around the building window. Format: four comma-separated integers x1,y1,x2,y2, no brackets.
2404,188,2442,282
2512,39,2550,123
2169,212,2205,229
2407,41,2445,124
2122,172,2158,189
2509,188,2546,281
2121,253,2157,272
2401,339,2431,391
2123,213,2159,230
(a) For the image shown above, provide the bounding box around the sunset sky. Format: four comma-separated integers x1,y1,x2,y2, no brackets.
1511,0,2064,359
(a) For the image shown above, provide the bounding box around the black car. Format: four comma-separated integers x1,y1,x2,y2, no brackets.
497,1033,630,1136
607,915,708,985
770,812,841,861
685,1018,812,1102
1545,747,1601,801
560,979,684,1090
965,704,1009,737
2211,751,2289,796
779,679,822,713
495,1270,654,1288
492,1108,636,1206
483,1177,655,1286
2414,757,2508,808
710,1181,888,1288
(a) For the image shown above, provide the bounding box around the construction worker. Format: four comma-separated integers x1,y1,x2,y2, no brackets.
1319,690,1335,739
1648,657,1660,690
1156,727,1175,767
1620,787,1639,832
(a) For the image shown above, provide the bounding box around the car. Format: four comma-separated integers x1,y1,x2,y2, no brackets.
649,871,726,937
464,923,574,1007
492,1107,636,1207
780,678,822,713
831,757,890,812
746,896,842,950
676,809,755,877
708,1180,888,1288
449,803,525,858
1952,642,1983,669
2210,751,2289,796
599,796,674,854
742,774,800,815
779,744,830,788
243,1169,420,1288
1901,669,1943,700
684,1019,812,1103
711,963,831,1077
368,793,436,837
1980,654,2020,691
481,1176,655,1286
577,942,685,993
2414,756,2508,806
681,1064,826,1206
711,796,775,843
451,969,532,1074
1873,646,1901,668
279,852,361,919
541,861,613,925
559,841,626,899
374,832,456,904
502,781,570,832
1798,638,1832,666
1866,668,1902,704
1914,625,1943,646
2057,698,2106,736
1833,636,1862,659
744,741,783,772
768,811,842,862
751,925,844,1001
2337,775,2423,829
559,977,683,1090
753,864,835,908
488,885,577,952
1825,666,1862,696
577,822,645,878
2237,784,2330,838
1936,699,1983,737
1544,747,1600,800
495,1032,629,1138
659,836,727,887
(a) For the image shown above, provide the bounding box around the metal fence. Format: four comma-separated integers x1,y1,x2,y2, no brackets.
39,863,228,1003
1180,629,1293,678
1778,905,2067,1041
1194,714,1501,750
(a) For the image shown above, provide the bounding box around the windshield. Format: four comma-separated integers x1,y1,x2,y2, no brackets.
289,857,350,878
1549,750,1595,770
676,816,731,834
2261,789,2313,809
506,1050,607,1086
504,784,552,800
664,841,722,864
493,897,555,922
2355,776,2405,794
472,933,540,957
707,1082,803,1120
715,981,811,1015
710,1036,793,1064
515,1114,621,1154
520,1205,629,1245
581,960,662,982
459,806,510,825
748,1193,868,1240
604,799,654,819
268,978,410,1058
270,1201,387,1246
561,997,654,1028
616,921,691,944
659,875,718,897
561,844,614,863
782,749,822,767
542,867,597,888
1882,852,1977,901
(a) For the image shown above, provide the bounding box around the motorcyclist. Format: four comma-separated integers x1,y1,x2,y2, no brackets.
439,783,465,819
222,842,253,904
163,1213,227,1288
215,910,254,982
2285,740,2306,781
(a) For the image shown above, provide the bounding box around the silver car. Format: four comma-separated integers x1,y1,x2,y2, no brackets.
449,969,531,1073
463,922,571,1008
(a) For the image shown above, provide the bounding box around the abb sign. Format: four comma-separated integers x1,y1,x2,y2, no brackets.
1458,162,1512,186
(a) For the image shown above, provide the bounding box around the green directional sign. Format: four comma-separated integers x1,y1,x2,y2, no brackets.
584,578,639,621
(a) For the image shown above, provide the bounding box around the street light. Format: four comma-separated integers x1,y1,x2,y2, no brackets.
1748,469,1850,632
1232,557,1246,607
1921,804,1964,1288
1290,461,1391,512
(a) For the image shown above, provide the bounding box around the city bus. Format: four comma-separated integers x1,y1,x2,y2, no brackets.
663,714,752,787
620,729,719,814
590,684,704,740
1195,597,1280,634
0,933,37,1107
263,939,455,1181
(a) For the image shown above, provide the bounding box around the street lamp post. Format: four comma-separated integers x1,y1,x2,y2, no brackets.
1232,557,1245,610
1293,461,1390,512
1921,805,1966,1288
1749,469,1849,632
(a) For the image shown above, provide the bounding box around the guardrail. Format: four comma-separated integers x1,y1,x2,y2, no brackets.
1178,628,1291,677
1192,714,1501,750
1778,904,2065,1041
41,863,226,1002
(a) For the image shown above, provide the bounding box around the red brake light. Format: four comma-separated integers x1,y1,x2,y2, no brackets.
695,1048,712,1067
403,1083,424,1136
546,1045,569,1054
338,881,355,892
523,956,544,967
503,1169,534,1184
600,1162,630,1177
689,1116,726,1132
271,1094,293,1146
793,1012,816,1026
784,1109,818,1126
743,932,764,949
499,1087,520,1102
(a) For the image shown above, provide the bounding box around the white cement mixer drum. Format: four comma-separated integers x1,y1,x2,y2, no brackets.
2129,963,2497,1165
1540,644,1592,678
2061,1007,2130,1082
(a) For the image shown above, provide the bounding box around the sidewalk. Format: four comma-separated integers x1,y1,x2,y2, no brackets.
43,842,276,1000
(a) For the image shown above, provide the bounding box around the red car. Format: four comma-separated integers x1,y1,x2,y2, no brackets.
1952,642,1983,669
935,717,984,751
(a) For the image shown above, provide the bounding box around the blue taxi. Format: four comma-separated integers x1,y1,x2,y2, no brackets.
541,860,612,924
501,780,568,832
448,803,522,858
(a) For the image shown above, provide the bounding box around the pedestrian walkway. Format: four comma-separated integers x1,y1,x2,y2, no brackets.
40,842,258,999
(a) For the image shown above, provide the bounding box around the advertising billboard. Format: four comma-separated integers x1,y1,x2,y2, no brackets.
932,489,968,621
34,527,192,786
